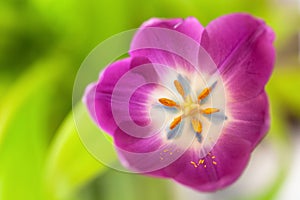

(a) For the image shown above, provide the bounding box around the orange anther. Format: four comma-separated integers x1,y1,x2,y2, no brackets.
201,108,220,114
158,98,178,107
198,88,210,100
191,118,202,133
170,116,182,130
174,80,185,98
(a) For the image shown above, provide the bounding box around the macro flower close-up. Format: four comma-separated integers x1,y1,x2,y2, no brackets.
84,13,275,192
3,0,300,199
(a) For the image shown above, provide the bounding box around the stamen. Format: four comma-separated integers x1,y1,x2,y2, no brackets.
198,88,210,100
191,118,202,133
201,108,220,114
160,78,223,144
158,98,178,107
174,80,185,98
170,116,182,130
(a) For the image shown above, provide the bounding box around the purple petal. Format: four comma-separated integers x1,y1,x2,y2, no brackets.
201,13,275,101
83,57,154,135
226,91,270,148
113,126,164,172
148,133,252,191
114,126,162,153
114,127,187,173
138,17,204,43
130,17,205,72
129,84,157,127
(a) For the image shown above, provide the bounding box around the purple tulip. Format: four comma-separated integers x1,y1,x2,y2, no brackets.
83,13,275,191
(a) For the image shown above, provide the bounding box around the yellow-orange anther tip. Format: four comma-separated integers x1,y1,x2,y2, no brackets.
158,98,177,107
174,80,185,97
170,116,182,130
198,88,210,100
191,118,202,133
201,108,220,114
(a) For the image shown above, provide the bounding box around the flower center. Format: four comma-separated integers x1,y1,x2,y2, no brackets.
158,79,220,143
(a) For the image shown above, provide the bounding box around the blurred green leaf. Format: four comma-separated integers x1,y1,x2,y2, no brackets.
0,56,69,200
0,90,48,200
0,57,67,145
45,104,112,200
78,170,172,200
0,75,11,100
267,67,300,118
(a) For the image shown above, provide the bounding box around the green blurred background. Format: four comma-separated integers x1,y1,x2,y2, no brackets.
0,0,300,200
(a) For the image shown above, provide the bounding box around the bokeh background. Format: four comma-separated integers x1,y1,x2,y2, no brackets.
1,0,300,200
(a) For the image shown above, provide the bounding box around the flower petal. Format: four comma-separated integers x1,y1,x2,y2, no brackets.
114,126,188,173
201,13,275,101
148,133,252,191
226,91,270,148
130,17,205,73
83,57,154,135
114,126,162,153
138,17,204,43
113,126,164,172
129,84,157,127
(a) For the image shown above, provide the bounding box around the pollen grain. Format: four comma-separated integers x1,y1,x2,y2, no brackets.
198,159,205,165
190,161,198,168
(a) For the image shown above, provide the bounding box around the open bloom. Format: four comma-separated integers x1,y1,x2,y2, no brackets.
84,13,275,191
